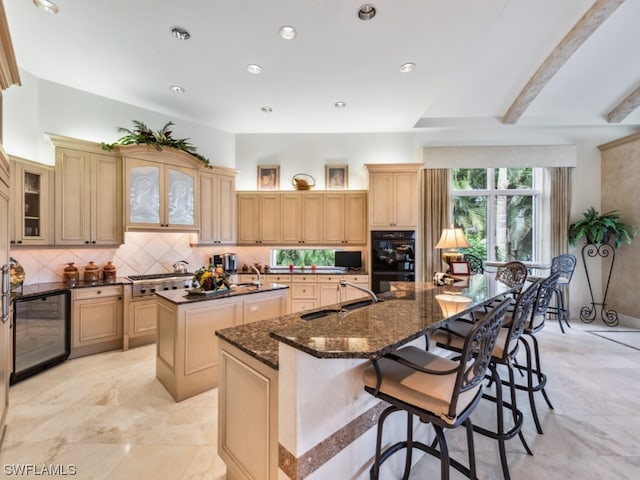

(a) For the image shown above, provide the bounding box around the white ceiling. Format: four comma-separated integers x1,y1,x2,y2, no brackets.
5,0,640,134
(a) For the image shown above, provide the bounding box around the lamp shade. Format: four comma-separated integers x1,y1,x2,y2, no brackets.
435,294,473,317
435,228,470,249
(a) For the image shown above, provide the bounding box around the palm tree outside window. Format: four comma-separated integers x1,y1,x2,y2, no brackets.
451,168,541,262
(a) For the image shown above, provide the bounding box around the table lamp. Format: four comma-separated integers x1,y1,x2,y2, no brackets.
435,227,470,271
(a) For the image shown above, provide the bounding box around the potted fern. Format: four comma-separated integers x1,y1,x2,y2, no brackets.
568,207,636,249
101,120,211,168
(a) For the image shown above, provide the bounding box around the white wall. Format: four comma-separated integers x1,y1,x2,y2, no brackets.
3,70,235,168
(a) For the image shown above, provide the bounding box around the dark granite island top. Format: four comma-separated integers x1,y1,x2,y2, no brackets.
154,282,289,305
215,274,515,370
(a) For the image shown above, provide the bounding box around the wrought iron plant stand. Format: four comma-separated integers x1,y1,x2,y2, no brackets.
579,242,618,327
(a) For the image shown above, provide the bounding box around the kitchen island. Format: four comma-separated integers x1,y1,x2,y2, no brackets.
154,283,289,402
215,276,514,480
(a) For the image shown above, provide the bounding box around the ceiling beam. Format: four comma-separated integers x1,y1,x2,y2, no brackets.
502,0,625,125
607,83,640,122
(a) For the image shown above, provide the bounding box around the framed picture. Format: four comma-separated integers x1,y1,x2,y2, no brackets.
257,165,279,190
450,261,471,276
325,165,348,190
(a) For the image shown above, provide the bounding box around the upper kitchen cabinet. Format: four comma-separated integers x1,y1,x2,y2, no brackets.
50,136,123,246
9,156,54,246
120,145,200,231
280,192,324,244
366,164,421,229
237,191,367,245
198,167,237,244
237,192,281,244
323,191,367,245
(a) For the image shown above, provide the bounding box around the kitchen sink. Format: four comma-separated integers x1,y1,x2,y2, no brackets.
341,299,382,310
300,309,342,321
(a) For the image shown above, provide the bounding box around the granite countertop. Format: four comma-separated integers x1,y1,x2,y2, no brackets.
154,282,289,305
215,275,516,370
11,277,132,300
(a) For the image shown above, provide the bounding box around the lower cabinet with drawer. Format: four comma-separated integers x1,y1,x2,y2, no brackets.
123,284,158,350
238,273,370,313
70,285,123,359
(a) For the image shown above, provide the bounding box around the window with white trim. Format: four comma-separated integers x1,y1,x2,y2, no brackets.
452,168,542,262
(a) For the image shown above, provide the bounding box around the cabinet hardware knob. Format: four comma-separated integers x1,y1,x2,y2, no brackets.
85,240,90,244
92,241,96,244
97,291,101,294
17,240,23,244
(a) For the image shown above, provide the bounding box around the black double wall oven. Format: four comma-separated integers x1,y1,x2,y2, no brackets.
371,230,415,293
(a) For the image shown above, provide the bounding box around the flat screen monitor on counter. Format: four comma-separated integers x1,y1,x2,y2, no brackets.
334,251,362,269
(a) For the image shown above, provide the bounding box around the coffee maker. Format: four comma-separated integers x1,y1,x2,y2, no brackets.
212,254,223,269
223,253,238,273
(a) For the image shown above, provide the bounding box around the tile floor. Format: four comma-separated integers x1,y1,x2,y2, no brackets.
1,319,639,479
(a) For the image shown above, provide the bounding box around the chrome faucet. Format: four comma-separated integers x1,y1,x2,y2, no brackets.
339,280,378,305
250,265,262,287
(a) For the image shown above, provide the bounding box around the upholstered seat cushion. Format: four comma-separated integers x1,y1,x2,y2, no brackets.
432,321,514,360
362,346,482,425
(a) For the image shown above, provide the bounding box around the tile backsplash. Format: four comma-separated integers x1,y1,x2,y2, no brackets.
12,232,274,285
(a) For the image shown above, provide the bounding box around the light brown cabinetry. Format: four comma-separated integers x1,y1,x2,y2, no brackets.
199,168,237,244
366,164,421,228
9,156,54,246
123,284,158,350
219,341,279,480
70,285,123,358
324,192,367,244
240,273,370,312
237,193,281,244
237,191,367,245
1,145,12,436
155,288,288,402
318,274,370,306
52,140,123,245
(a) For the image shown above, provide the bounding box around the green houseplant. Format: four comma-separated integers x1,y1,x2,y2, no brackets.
101,120,211,168
568,207,636,249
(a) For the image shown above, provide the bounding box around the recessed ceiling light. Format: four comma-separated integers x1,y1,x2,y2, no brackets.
169,85,185,94
358,4,376,21
261,107,273,113
171,26,191,40
33,0,59,14
334,101,347,108
247,64,263,74
400,62,415,73
279,25,297,40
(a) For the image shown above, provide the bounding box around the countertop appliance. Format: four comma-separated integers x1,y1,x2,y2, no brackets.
371,230,416,293
223,253,237,273
12,290,71,384
127,273,193,298
335,251,362,270
212,254,223,269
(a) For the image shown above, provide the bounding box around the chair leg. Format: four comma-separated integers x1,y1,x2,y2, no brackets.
491,365,511,480
433,425,450,480
371,405,399,480
529,334,554,411
401,412,413,480
464,418,477,480
507,360,533,456
520,337,544,434
557,288,571,330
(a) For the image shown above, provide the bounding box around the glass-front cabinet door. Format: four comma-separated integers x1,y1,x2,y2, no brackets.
167,167,195,225
10,158,53,245
129,162,161,225
125,158,198,230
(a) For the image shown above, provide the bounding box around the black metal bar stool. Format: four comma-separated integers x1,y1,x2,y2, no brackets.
362,298,511,480
432,280,542,480
510,272,561,434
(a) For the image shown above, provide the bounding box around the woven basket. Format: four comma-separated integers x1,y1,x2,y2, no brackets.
291,174,316,190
